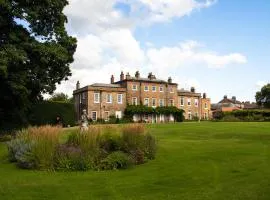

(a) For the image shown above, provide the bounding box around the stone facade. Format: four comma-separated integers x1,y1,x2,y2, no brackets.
73,72,212,122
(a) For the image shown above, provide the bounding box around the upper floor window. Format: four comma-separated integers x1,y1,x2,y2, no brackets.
205,103,208,109
187,98,191,106
144,85,149,91
169,87,174,93
106,94,112,103
159,99,164,107
195,99,198,107
152,86,156,92
169,99,174,106
132,84,137,91
180,97,184,106
160,86,164,92
152,98,156,107
94,93,100,103
132,97,138,105
117,94,123,104
144,98,149,106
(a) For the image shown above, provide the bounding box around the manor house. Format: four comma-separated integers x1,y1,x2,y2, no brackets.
73,71,211,122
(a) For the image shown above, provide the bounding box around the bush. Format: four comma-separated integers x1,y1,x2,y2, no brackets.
0,134,12,142
6,124,157,171
28,101,76,127
99,151,133,170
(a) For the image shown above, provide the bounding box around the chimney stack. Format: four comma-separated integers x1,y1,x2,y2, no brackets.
148,72,156,80
126,72,131,80
120,71,124,81
191,87,195,93
168,77,172,83
111,75,114,84
224,95,228,99
135,71,140,79
203,93,207,98
232,96,236,102
76,81,80,90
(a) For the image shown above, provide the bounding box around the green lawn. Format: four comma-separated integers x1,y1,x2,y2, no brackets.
1,122,270,200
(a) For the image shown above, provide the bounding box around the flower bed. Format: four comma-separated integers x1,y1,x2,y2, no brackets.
6,124,156,171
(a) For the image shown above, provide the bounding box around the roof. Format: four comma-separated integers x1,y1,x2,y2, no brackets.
114,77,178,85
177,89,201,97
90,83,123,88
219,98,242,104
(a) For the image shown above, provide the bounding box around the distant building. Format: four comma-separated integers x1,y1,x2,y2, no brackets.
211,95,260,117
73,71,212,123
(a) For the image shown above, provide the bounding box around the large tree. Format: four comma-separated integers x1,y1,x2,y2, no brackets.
255,84,270,108
0,0,77,131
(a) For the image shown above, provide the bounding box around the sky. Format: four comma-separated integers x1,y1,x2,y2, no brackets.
52,0,270,103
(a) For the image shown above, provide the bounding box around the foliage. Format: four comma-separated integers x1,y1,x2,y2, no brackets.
0,134,12,142
28,101,76,127
256,83,270,108
0,0,77,132
213,110,270,121
6,124,156,171
125,105,184,122
48,93,73,103
99,151,133,170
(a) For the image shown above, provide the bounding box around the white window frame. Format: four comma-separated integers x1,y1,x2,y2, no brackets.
144,98,149,106
159,86,164,92
144,85,149,91
195,99,198,107
159,99,164,107
205,103,208,109
106,94,112,104
188,111,192,120
152,86,156,92
92,111,97,121
152,98,156,107
94,93,100,103
132,97,138,105
132,84,137,91
117,94,123,104
187,98,191,106
170,87,174,93
180,97,184,106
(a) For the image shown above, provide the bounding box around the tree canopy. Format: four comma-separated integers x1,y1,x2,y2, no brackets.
49,92,73,103
255,84,270,108
0,0,77,131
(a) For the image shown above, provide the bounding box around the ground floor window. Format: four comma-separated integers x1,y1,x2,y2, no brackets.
204,112,208,119
92,111,97,121
104,111,109,121
188,112,192,120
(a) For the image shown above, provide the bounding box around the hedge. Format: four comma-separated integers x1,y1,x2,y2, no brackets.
28,101,76,127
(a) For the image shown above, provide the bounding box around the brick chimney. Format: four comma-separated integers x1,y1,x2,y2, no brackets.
126,72,131,80
224,95,228,99
232,96,236,103
76,81,80,90
135,71,140,79
203,93,207,98
191,87,195,93
168,77,172,83
111,75,114,84
120,71,124,81
148,72,155,80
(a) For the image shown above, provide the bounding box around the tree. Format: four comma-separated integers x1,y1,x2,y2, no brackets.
256,84,270,108
0,0,77,131
49,93,69,102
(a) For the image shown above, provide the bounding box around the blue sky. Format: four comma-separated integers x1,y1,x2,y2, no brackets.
54,0,270,103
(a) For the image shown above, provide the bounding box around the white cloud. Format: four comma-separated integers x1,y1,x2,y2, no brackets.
52,0,248,98
146,40,247,70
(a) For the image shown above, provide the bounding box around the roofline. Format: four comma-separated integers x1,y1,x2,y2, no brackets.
73,85,126,94
114,79,178,85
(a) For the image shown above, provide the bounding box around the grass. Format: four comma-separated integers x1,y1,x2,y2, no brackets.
1,122,270,199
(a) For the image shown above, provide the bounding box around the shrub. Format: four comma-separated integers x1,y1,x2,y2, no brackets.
99,151,133,170
6,124,157,171
0,134,12,142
